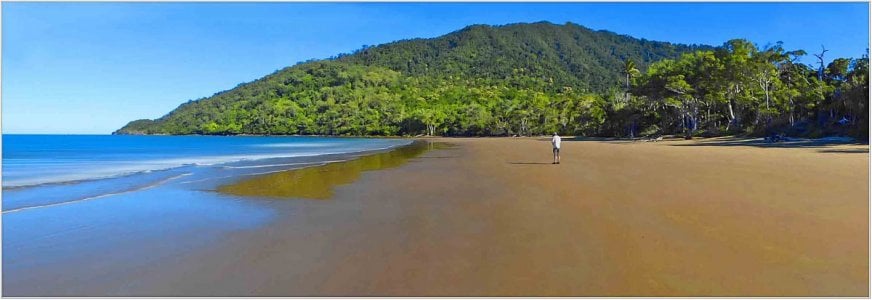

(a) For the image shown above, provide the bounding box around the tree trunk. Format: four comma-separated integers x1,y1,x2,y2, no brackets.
727,99,737,130
520,119,528,136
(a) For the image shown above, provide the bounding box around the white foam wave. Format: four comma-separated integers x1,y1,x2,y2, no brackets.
3,173,192,214
252,142,336,148
3,142,409,189
221,162,313,169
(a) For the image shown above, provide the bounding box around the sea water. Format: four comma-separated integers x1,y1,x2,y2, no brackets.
3,135,410,188
1,134,411,295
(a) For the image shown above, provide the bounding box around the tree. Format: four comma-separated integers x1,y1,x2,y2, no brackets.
623,59,641,90
415,108,447,136
113,24,868,140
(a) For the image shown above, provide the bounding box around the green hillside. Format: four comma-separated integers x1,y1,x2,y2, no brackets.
336,22,710,93
115,21,868,139
115,22,707,135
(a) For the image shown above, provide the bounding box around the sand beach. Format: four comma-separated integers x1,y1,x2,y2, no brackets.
5,137,869,296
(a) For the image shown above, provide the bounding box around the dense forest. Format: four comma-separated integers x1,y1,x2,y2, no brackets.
116,22,869,139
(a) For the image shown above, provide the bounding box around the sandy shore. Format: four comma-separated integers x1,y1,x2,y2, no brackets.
36,137,871,296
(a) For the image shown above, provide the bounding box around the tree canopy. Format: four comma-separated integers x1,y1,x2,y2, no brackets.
116,22,868,140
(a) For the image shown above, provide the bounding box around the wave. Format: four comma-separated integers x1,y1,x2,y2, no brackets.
239,163,335,177
221,160,347,169
2,166,189,191
2,142,409,189
221,162,313,169
251,142,336,148
179,159,349,185
3,173,192,214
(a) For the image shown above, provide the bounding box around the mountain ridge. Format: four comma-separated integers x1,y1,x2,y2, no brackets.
115,21,715,136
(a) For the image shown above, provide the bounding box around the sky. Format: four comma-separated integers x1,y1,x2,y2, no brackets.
3,2,869,134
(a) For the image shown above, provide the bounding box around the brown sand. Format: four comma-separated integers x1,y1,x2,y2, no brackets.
216,141,444,199
133,137,868,296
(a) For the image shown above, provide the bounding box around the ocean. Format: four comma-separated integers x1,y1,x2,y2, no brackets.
2,134,411,293
3,135,411,188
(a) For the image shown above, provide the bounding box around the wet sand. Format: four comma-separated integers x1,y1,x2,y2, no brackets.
22,137,870,296
217,141,442,199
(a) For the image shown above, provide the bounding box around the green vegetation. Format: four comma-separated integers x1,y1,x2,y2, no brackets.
116,22,868,139
630,40,869,139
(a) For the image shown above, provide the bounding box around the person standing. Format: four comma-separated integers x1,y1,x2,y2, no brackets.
551,133,561,164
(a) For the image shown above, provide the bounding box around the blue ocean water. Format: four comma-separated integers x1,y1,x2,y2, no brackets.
3,134,410,188
2,134,411,294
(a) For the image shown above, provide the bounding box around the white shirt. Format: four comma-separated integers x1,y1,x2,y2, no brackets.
551,135,561,149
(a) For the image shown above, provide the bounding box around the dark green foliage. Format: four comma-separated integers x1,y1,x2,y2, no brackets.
115,22,868,140
627,40,869,139
116,119,157,134
338,22,709,93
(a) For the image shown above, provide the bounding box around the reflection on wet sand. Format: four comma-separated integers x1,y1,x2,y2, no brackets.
217,140,451,199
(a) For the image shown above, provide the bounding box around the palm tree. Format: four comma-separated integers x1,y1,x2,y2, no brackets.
623,59,641,90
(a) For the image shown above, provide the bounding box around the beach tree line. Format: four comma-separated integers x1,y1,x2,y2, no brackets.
626,40,868,139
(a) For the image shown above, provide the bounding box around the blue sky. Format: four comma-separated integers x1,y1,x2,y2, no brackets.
3,2,869,134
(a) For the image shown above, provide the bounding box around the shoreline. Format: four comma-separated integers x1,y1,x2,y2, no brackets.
2,136,413,191
215,140,449,200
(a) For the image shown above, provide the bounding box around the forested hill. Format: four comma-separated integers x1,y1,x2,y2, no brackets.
115,22,711,135
116,21,868,139
336,22,711,93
